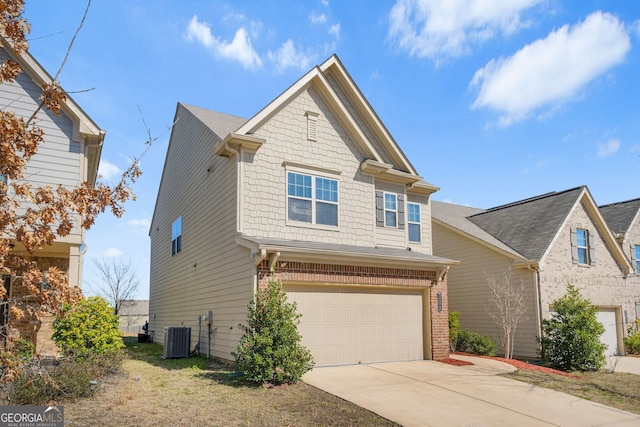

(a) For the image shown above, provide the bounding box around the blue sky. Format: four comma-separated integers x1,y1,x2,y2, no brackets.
24,1,640,299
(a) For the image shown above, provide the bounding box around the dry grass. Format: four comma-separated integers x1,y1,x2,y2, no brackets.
62,338,398,427
503,369,640,415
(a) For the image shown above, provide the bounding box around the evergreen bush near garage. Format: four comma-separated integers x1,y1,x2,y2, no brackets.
454,329,496,356
448,311,460,351
233,279,314,385
538,284,606,372
623,320,640,354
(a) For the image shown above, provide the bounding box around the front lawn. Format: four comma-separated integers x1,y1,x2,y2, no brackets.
61,337,398,426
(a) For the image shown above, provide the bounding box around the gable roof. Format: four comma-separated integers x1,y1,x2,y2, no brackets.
180,103,247,139
599,198,640,237
468,187,585,260
433,186,631,273
226,54,436,191
431,201,526,261
1,40,105,185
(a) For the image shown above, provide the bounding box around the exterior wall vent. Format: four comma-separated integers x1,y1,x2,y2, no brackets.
305,111,319,141
163,326,191,358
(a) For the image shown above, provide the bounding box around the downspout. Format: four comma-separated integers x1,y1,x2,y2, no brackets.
253,249,267,294
529,264,543,342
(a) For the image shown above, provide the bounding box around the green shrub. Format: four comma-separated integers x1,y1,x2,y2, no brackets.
448,311,460,351
454,329,496,356
52,296,124,357
538,285,606,372
624,321,640,354
233,279,314,385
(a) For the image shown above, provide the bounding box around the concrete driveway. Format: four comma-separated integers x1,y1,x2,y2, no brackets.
610,356,640,374
303,356,640,427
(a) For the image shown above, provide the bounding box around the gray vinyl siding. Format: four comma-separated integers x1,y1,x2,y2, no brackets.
149,105,253,361
432,224,539,359
374,181,407,249
0,51,83,238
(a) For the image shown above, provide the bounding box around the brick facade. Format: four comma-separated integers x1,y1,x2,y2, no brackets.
4,256,70,356
257,260,450,360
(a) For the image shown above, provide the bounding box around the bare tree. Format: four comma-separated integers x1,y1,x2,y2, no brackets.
90,258,140,315
485,267,529,359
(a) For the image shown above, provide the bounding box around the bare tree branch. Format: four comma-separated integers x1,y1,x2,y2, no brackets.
90,258,140,315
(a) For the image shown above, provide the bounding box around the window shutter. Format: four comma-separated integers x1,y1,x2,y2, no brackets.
588,230,595,266
375,190,384,227
570,227,578,264
397,194,405,230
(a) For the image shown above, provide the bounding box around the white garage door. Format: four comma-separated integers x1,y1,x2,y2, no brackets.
285,284,425,367
596,309,619,356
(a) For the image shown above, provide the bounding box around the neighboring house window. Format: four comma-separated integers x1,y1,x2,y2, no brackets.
408,203,421,242
375,190,405,229
171,216,182,255
287,172,338,226
0,174,7,191
634,245,640,274
571,227,594,265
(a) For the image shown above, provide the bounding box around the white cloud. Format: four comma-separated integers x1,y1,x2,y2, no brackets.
388,0,541,62
186,15,263,70
597,139,621,158
329,23,341,39
310,12,327,24
267,39,316,73
98,160,121,180
471,12,631,126
102,248,123,258
128,218,151,234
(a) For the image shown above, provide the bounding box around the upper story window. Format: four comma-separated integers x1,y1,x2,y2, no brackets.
571,227,594,266
287,172,338,226
0,174,7,191
408,203,421,242
375,190,405,229
385,193,397,227
635,245,640,274
171,216,182,256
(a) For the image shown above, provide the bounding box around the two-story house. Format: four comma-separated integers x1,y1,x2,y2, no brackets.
432,186,639,359
149,55,457,366
0,41,104,354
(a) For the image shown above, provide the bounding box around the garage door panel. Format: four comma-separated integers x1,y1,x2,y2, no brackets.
285,284,425,366
596,309,619,356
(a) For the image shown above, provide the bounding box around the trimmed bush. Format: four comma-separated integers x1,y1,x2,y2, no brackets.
448,311,460,351
233,279,314,385
624,321,640,354
52,296,124,357
454,330,496,356
538,285,606,372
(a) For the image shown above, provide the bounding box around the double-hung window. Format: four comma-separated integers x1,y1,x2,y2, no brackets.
635,245,640,274
408,203,421,242
171,216,182,256
571,227,594,265
384,193,397,227
287,172,338,226
576,229,589,264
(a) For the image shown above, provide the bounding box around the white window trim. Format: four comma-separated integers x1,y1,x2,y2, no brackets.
384,192,397,228
285,168,339,229
407,202,421,243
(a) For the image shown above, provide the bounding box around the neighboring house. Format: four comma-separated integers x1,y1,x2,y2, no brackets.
149,54,457,366
0,41,104,354
600,198,640,321
432,186,639,359
118,299,149,335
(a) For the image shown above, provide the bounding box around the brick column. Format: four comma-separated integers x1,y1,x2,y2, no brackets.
430,277,450,360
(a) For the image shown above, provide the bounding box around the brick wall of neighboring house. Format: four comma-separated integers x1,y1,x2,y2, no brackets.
6,256,70,355
540,202,639,335
257,260,449,360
